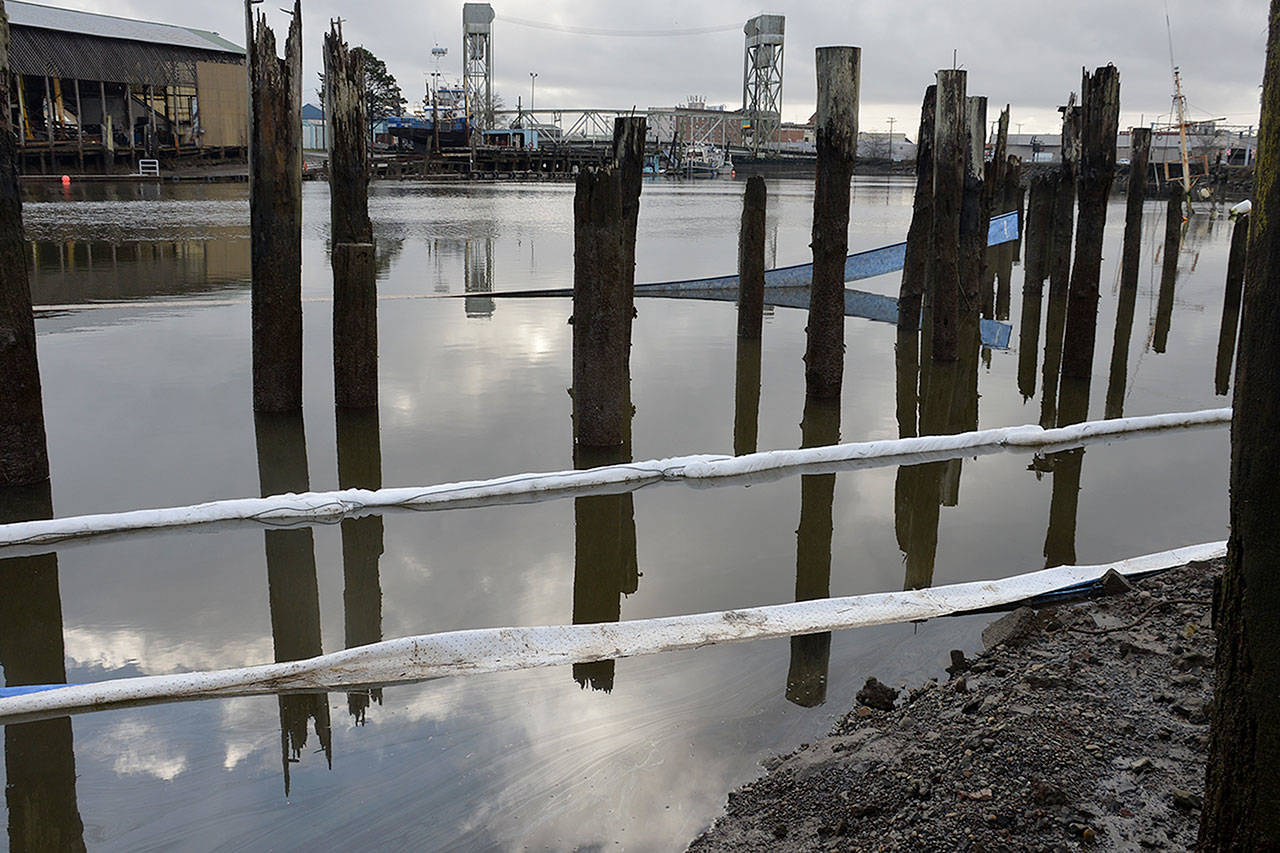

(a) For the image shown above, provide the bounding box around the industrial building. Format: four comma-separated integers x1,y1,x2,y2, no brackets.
5,1,247,172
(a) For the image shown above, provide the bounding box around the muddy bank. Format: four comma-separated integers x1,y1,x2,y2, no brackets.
690,558,1220,852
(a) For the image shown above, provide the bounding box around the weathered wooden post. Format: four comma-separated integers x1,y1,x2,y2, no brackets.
804,46,860,398
1060,65,1120,382
572,166,630,447
979,105,1008,319
1019,172,1058,386
1201,5,1280,842
959,96,987,315
324,20,377,409
612,115,645,336
930,69,966,363
1104,127,1152,418
897,84,936,333
1040,96,1079,427
1214,211,1249,395
1154,182,1184,353
249,1,304,413
733,337,763,456
737,175,767,339
0,4,50,487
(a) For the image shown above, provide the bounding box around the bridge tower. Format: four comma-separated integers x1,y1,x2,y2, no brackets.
742,14,785,157
463,3,494,132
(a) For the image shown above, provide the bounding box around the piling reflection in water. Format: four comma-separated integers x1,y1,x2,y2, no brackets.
0,484,86,852
786,395,840,708
1041,377,1091,570
27,238,249,305
254,412,332,794
571,444,638,693
337,407,385,722
733,337,763,456
1154,193,1187,355
464,237,495,318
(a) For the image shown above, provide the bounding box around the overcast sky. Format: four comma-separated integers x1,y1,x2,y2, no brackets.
53,0,1269,135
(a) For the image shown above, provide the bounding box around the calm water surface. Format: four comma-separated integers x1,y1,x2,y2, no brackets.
1,177,1232,850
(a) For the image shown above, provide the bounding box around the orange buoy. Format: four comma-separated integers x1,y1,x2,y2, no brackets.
60,175,71,185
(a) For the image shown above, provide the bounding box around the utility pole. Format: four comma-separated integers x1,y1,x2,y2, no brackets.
887,115,895,160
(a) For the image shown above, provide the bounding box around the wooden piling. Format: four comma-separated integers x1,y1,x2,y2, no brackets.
1040,97,1079,427
980,106,1009,318
1016,175,1055,401
737,174,767,339
959,96,988,313
572,166,630,447
249,1,303,413
1104,127,1151,417
804,46,860,398
930,70,966,363
897,84,936,333
1214,212,1249,395
1060,65,1121,381
1154,183,1184,353
1201,5,1280,840
612,116,645,354
325,21,377,409
733,337,763,455
0,4,50,487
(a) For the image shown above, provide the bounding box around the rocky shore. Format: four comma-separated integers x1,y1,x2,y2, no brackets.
690,558,1220,851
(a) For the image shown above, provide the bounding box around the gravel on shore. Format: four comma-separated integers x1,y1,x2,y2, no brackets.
689,558,1220,852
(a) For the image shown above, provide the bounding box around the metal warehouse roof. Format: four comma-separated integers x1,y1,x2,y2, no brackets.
6,1,243,54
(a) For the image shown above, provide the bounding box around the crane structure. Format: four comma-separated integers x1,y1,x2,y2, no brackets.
742,14,785,157
462,3,494,132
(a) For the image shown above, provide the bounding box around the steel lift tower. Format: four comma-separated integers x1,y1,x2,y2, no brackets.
463,3,495,132
742,14,785,157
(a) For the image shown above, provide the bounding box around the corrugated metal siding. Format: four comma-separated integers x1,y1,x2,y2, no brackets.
6,1,243,53
8,26,242,86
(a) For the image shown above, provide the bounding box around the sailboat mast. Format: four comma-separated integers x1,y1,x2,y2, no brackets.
1173,66,1192,200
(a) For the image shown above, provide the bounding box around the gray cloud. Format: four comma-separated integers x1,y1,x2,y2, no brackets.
54,0,1268,133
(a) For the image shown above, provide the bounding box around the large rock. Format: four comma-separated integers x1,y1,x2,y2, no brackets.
982,606,1039,650
855,677,899,711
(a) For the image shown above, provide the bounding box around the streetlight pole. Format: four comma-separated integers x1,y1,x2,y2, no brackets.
886,115,895,160
529,72,537,112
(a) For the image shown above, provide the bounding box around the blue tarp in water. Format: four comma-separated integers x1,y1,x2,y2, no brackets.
635,210,1019,349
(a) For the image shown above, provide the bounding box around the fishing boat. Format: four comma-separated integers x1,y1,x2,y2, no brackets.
670,144,730,178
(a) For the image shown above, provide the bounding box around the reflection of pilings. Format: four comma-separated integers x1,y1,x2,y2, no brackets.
1215,213,1249,396
994,241,1013,321
1041,101,1079,428
1105,128,1152,418
255,412,331,795
337,407,384,722
787,395,841,707
733,337,763,456
571,444,638,693
1018,174,1056,400
1154,184,1185,354
1043,377,1090,569
0,484,86,852
464,237,495,318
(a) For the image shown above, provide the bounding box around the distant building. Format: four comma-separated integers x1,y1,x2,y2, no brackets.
5,1,247,172
302,103,325,151
858,131,915,162
1005,133,1062,164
